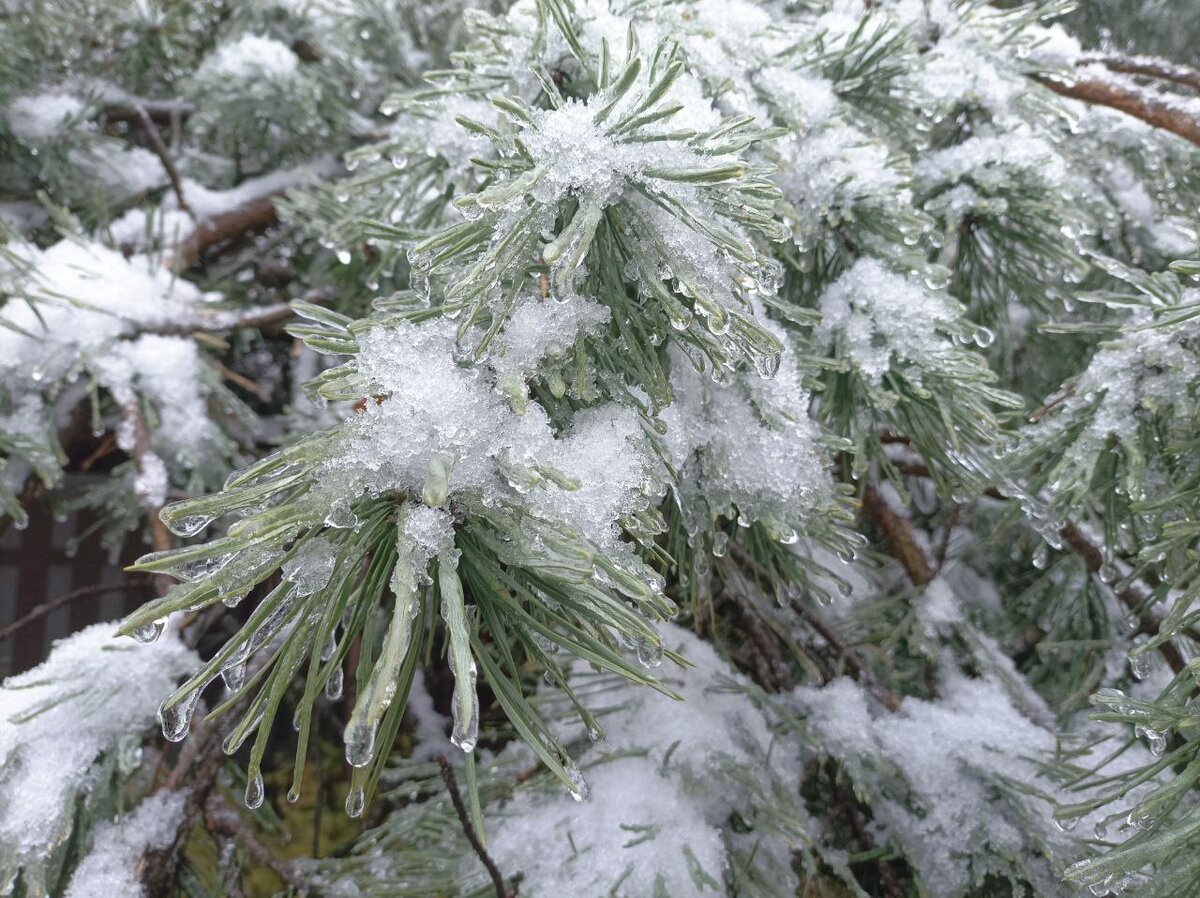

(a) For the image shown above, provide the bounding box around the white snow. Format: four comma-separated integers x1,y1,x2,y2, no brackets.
486,624,806,897
5,91,86,141
63,791,187,898
196,34,299,82
816,258,964,386
794,670,1074,898
659,325,835,540
320,317,661,553
0,624,196,860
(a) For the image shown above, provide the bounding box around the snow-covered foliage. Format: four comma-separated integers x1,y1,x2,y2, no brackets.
3,0,1200,895
0,624,195,894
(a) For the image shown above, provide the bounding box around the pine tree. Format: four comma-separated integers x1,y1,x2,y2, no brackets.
2,1,1200,896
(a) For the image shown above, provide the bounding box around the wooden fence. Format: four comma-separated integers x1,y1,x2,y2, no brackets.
0,476,154,677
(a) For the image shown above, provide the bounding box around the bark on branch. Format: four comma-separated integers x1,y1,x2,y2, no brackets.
1035,72,1200,147
1078,53,1200,93
170,193,283,272
861,484,934,587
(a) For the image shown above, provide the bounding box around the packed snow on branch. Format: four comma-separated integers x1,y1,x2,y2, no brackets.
0,623,195,888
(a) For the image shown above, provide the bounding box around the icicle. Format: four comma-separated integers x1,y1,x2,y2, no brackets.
438,549,479,753
345,785,365,818
635,634,664,668
325,665,344,701
342,519,423,767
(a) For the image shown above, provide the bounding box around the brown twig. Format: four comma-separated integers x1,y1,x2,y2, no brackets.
934,503,960,573
1078,53,1200,93
104,100,195,127
727,542,902,711
204,793,298,888
171,193,282,272
1035,72,1200,147
436,755,512,898
134,104,193,217
1059,523,1188,674
861,484,934,587
1028,385,1076,423
0,581,151,641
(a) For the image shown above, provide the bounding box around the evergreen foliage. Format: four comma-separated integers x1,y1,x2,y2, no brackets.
1,1,1200,896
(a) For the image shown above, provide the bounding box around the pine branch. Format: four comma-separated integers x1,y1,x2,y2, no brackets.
436,755,513,898
1078,53,1200,92
133,103,193,218
1034,71,1200,147
155,302,296,336
879,454,1195,674
727,542,901,711
170,194,283,272
1058,523,1188,675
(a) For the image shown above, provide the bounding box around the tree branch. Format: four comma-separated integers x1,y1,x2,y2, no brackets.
437,755,512,898
861,484,934,587
1058,522,1188,675
1035,71,1200,147
884,456,1195,673
727,542,902,711
0,581,151,641
170,193,282,272
133,104,193,217
1078,53,1200,93
104,99,195,127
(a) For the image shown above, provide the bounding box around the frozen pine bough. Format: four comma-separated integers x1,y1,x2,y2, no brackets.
3,0,1200,896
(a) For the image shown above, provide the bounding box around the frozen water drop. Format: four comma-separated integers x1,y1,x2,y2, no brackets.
131,617,167,644
159,690,199,743
345,785,365,818
245,771,265,809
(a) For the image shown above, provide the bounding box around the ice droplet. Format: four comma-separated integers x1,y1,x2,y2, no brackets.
325,666,344,701
566,763,590,802
344,719,378,768
131,619,167,644
159,690,199,742
324,497,358,529
1129,650,1152,681
636,635,664,668
163,512,214,538
221,660,246,692
345,785,366,818
245,771,265,809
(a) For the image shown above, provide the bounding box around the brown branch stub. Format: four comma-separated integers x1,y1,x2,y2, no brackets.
1035,72,1200,147
862,484,934,587
171,193,282,272
104,99,195,127
436,755,513,898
